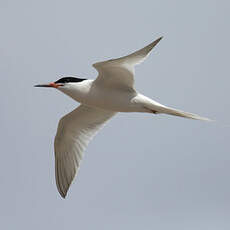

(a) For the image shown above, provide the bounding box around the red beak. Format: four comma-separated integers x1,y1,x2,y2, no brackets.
34,82,62,88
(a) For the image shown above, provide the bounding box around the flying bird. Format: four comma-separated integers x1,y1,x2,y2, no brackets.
35,37,210,198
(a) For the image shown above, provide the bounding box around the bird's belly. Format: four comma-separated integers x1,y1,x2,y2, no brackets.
63,85,148,112
82,89,147,112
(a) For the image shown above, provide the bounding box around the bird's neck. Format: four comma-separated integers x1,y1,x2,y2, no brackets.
59,79,94,104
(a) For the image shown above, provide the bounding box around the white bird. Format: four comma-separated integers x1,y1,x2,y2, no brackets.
35,37,210,198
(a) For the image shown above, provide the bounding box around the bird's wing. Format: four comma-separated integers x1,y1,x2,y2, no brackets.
93,37,162,89
54,104,116,198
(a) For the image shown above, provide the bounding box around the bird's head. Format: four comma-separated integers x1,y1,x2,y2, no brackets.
34,77,87,89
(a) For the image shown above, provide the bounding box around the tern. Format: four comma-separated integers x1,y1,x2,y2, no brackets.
35,37,210,198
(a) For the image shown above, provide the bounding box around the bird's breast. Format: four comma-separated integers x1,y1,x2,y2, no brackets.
85,87,147,112
60,81,146,112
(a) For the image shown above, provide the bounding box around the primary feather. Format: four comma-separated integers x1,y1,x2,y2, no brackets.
54,105,115,198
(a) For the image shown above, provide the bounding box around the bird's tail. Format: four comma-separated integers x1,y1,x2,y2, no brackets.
156,106,212,121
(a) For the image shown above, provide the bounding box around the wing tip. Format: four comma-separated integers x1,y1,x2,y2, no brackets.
157,36,163,41
60,191,67,199
57,182,69,199
151,36,163,47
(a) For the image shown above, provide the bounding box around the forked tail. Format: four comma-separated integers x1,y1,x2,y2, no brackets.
146,102,213,121
156,106,212,121
138,95,212,121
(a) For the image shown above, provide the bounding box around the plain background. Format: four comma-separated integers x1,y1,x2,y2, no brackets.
1,0,230,229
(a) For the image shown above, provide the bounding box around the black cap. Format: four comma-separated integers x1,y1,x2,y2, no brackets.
55,77,86,84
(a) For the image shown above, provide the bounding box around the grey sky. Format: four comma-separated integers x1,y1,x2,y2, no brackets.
1,0,230,229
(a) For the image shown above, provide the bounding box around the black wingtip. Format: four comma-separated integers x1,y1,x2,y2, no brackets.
59,190,67,199
149,36,163,49
156,36,163,42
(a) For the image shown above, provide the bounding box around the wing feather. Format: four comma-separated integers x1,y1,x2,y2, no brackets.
93,37,162,89
54,104,115,198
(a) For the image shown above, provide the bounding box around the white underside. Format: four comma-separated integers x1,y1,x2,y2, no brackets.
59,80,163,113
